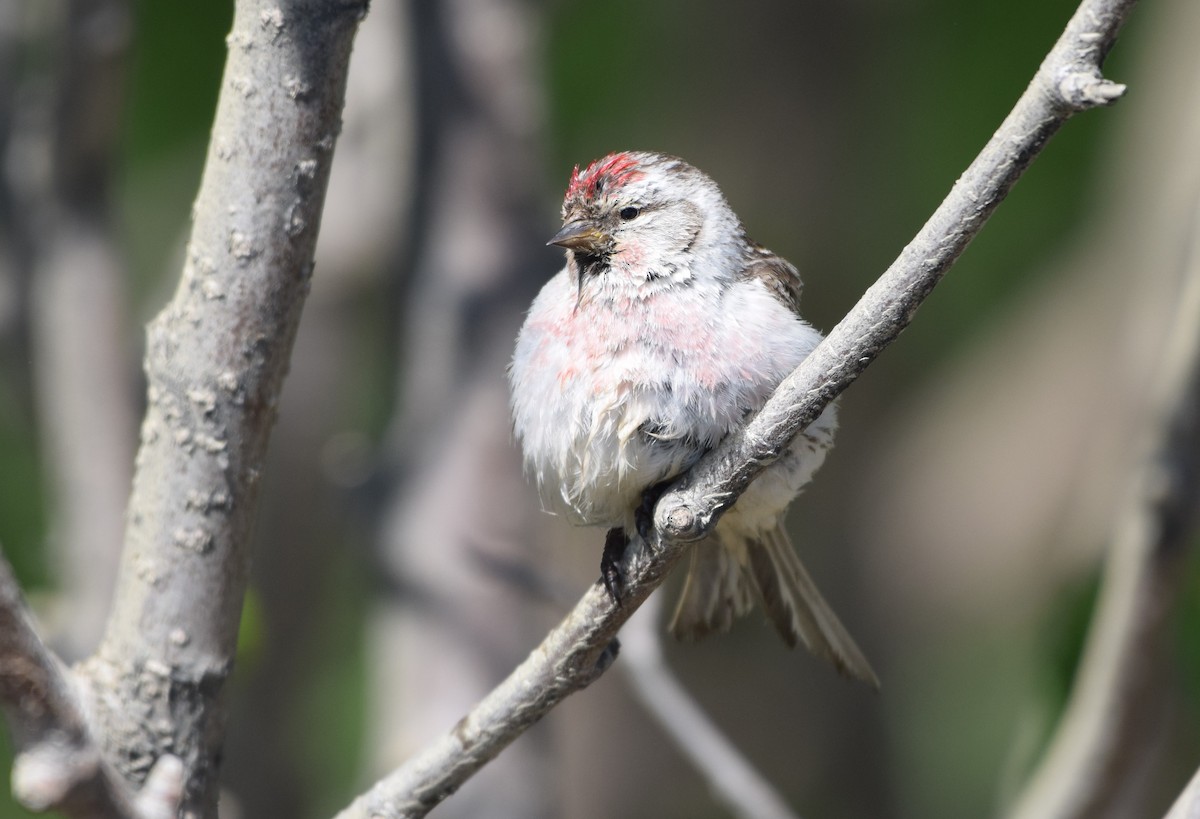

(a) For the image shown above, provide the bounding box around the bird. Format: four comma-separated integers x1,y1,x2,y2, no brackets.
508,151,877,686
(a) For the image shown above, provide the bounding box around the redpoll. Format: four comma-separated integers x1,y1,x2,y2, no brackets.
509,151,877,685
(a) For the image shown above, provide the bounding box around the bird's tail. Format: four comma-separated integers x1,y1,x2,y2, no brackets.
668,523,879,688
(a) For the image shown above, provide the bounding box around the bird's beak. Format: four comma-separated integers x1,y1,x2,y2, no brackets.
547,220,609,254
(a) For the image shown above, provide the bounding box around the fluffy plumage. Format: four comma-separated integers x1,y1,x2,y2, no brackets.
509,151,877,686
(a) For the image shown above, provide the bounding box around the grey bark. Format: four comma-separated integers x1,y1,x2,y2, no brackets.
220,3,414,815
335,0,1139,816
71,1,366,814
0,556,144,816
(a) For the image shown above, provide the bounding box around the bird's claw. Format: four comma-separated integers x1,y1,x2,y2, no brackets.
635,481,670,542
601,527,628,603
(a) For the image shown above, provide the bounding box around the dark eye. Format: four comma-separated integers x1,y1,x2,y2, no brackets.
619,206,640,221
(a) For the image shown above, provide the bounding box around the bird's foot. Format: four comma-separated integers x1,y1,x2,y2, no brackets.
635,480,671,541
595,638,621,675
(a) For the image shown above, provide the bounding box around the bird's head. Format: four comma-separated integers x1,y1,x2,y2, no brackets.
549,151,743,299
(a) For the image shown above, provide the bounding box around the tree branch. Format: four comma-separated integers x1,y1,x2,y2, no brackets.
66,1,365,814
335,0,1138,815
365,0,559,814
652,0,1136,543
621,593,800,819
1007,182,1200,818
26,0,138,660
1163,766,1200,819
0,551,175,817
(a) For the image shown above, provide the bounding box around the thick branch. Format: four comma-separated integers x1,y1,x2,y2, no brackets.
365,0,557,815
75,1,365,815
335,0,1138,816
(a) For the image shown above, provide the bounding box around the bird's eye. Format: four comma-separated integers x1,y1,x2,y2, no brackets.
619,206,640,221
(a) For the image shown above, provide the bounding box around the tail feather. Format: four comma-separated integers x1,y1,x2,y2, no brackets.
745,526,879,688
668,523,879,688
668,536,753,641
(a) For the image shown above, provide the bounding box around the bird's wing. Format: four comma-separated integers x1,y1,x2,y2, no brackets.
739,242,804,317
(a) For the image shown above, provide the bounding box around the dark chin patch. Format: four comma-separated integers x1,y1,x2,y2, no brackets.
571,250,611,308
574,251,609,278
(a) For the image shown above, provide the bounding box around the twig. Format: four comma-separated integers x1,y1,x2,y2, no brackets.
622,593,800,819
334,0,1138,815
74,0,366,814
1007,183,1200,818
0,551,172,817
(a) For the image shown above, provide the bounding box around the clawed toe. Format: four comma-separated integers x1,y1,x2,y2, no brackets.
601,527,629,603
635,481,670,541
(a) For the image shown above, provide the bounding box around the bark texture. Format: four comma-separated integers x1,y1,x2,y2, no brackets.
76,1,365,814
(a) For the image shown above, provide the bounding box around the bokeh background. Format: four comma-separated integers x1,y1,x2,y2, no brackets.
1,0,1198,817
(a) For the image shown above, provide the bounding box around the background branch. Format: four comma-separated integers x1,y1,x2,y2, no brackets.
1164,766,1200,819
335,0,1138,815
219,2,414,813
1007,181,1200,818
365,0,559,815
23,0,138,660
621,593,799,819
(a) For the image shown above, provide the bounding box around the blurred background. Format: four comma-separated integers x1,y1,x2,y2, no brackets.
1,0,1198,817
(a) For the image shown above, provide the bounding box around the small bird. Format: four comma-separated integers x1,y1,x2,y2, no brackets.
509,151,877,686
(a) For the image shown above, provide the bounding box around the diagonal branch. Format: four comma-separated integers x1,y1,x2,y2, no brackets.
1164,766,1200,819
621,593,800,819
653,0,1136,543
335,0,1138,816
